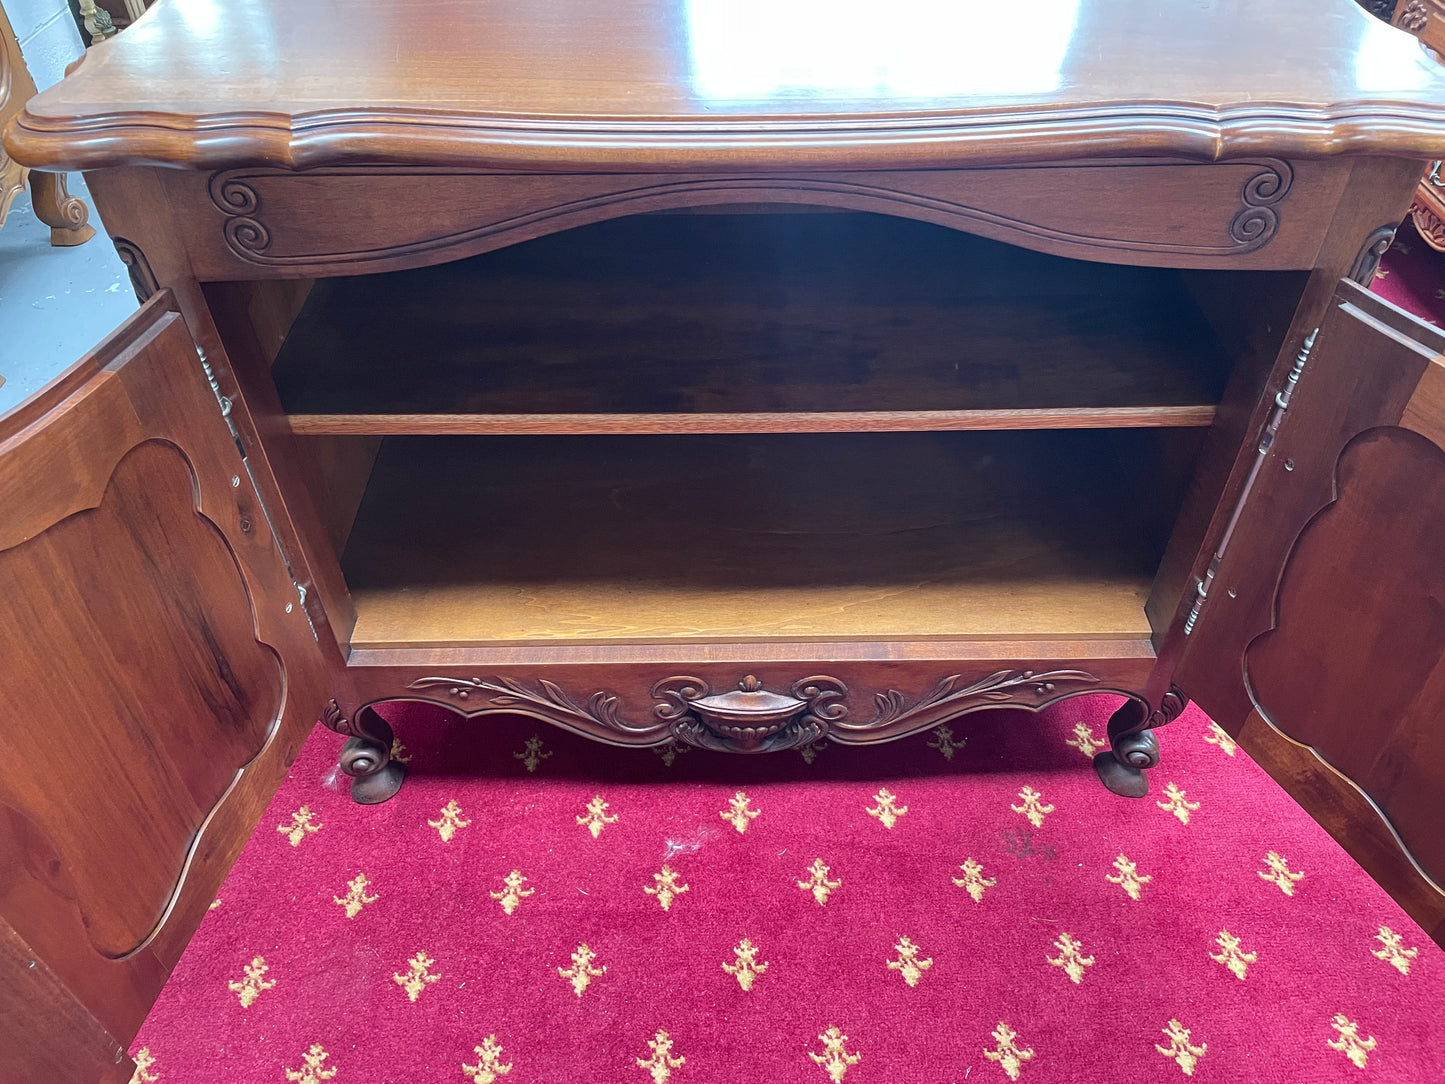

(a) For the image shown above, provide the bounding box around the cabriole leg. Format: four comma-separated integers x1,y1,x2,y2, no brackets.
322,700,406,804
1093,689,1185,798
29,171,97,247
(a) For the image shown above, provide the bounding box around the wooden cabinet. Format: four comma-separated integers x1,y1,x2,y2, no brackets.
2,0,1445,1075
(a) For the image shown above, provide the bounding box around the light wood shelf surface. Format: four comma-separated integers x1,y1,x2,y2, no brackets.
342,431,1169,649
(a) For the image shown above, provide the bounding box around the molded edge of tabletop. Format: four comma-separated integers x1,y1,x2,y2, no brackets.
8,0,1445,172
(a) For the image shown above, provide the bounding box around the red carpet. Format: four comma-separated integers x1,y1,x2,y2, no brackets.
126,697,1442,1083
1370,219,1445,324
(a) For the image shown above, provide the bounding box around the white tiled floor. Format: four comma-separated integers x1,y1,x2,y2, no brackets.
0,172,137,415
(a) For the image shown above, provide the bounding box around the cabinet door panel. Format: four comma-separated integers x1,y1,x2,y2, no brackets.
0,294,329,1040
1177,278,1445,946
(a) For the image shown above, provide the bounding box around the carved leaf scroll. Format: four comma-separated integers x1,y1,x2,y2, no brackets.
857,669,1102,733
401,669,1107,754
405,675,652,736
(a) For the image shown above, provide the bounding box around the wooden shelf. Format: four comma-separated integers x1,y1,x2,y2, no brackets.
275,213,1229,436
342,431,1171,649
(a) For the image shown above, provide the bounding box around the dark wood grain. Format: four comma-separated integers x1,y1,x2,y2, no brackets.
1177,280,1445,947
273,213,1232,432
8,0,1445,170
0,294,329,1039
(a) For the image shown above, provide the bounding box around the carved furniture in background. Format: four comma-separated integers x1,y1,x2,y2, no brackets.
0,3,92,244
72,0,153,45
4,0,1445,1076
1364,0,1445,246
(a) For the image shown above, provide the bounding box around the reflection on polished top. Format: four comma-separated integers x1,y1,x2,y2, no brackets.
7,0,1445,170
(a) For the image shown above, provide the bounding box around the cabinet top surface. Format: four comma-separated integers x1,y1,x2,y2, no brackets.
8,0,1445,172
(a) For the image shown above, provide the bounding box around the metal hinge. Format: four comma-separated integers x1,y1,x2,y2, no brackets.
196,346,319,640
1183,327,1318,636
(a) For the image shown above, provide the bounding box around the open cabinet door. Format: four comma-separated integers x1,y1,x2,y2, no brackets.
1176,277,1445,948
0,293,331,1060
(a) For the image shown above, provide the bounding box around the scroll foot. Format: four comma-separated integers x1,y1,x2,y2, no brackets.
340,738,406,805
1093,699,1161,798
29,171,96,247
327,702,406,804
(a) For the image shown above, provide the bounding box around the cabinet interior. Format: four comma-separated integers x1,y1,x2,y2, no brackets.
208,211,1305,654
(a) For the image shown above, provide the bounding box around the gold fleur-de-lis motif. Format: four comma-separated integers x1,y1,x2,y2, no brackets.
1257,851,1304,896
1209,929,1257,980
490,870,534,915
1065,722,1106,758
1047,933,1095,984
227,955,276,1008
1202,722,1238,756
577,796,619,839
798,858,841,905
1106,854,1152,900
1010,786,1054,828
808,1026,861,1082
1372,926,1419,975
984,1022,1034,1080
720,791,760,833
392,951,440,1002
1327,1013,1377,1068
333,873,378,919
1156,782,1200,825
636,1029,685,1083
1155,1019,1207,1076
284,1043,338,1084
129,1047,159,1084
277,806,322,847
799,739,827,764
926,725,965,760
513,735,552,773
952,858,997,902
887,935,933,987
866,788,908,829
462,1036,512,1083
722,938,769,991
644,865,690,911
559,944,606,997
428,799,471,842
390,738,412,764
653,740,688,767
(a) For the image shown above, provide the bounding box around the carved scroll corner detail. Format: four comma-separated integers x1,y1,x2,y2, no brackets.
208,172,271,258
1350,224,1399,285
320,697,356,737
1145,686,1189,730
112,237,158,301
1400,0,1431,32
1228,160,1293,250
